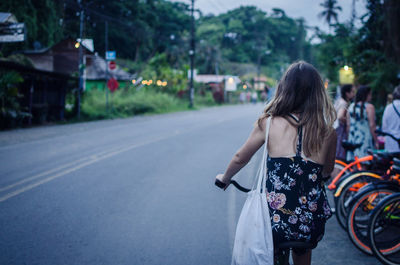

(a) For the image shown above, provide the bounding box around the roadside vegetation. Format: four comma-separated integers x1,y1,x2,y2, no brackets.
0,0,399,128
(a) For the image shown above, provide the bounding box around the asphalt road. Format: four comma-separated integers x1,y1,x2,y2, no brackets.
0,104,379,265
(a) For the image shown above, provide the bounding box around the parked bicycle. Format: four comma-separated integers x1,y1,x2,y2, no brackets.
330,130,400,229
368,191,400,265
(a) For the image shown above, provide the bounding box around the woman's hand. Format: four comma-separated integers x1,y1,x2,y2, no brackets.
215,174,230,190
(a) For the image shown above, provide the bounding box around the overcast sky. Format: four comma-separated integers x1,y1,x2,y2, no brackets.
171,0,368,36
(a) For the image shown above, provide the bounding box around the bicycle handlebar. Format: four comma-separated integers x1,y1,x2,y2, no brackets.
215,179,251,193
375,129,400,147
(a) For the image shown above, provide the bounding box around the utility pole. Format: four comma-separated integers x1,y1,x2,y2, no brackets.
105,21,109,115
188,0,195,108
77,0,84,119
257,52,261,87
256,41,261,91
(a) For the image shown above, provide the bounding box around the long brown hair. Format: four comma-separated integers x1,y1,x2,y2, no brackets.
352,85,371,119
258,61,336,156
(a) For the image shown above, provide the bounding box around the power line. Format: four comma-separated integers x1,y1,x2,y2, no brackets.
64,0,139,32
201,0,225,14
212,0,230,12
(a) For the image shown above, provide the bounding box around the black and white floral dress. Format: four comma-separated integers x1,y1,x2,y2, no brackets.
265,116,332,250
346,102,373,160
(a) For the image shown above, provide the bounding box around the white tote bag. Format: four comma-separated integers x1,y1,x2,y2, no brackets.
231,117,274,265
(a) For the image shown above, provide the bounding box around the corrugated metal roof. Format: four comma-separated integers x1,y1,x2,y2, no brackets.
194,74,241,84
0,12,17,23
85,55,133,81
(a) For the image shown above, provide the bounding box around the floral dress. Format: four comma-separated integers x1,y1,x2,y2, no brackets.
265,116,332,251
347,102,373,160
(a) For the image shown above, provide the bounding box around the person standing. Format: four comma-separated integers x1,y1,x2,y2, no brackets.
382,85,400,152
239,91,246,104
216,61,336,265
346,85,378,161
334,84,355,160
251,91,258,104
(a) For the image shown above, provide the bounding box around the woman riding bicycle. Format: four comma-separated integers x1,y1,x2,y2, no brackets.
216,61,337,265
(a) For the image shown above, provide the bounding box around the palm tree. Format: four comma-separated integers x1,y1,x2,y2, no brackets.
318,0,343,30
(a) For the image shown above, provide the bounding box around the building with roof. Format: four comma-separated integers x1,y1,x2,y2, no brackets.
1,38,134,126
0,12,25,43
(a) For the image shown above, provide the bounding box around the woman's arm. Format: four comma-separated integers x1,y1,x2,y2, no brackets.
216,119,266,189
337,108,347,124
366,104,379,148
322,129,337,177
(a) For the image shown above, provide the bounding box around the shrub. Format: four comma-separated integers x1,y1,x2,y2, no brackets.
81,89,187,120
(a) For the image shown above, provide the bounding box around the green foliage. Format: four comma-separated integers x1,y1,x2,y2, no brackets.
318,0,342,27
315,0,400,109
195,6,311,77
140,53,188,94
81,89,188,120
0,71,30,128
194,91,216,106
0,0,63,53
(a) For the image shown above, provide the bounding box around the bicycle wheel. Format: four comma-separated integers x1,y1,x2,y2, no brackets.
368,193,400,265
347,188,395,255
335,172,379,230
329,160,354,191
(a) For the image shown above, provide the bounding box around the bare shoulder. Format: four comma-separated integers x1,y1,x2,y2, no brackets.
257,116,267,131
366,103,375,111
270,116,290,129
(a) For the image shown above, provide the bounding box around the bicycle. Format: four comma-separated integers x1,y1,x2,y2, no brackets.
346,176,400,255
328,129,400,192
332,131,400,229
334,152,398,229
368,190,400,265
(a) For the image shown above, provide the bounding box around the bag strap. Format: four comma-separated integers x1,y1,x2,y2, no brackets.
287,114,303,157
393,103,400,118
255,116,271,192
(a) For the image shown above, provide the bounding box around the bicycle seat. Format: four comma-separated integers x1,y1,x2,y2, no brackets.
342,140,362,152
276,241,316,250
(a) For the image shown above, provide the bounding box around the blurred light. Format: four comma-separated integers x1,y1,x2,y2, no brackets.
148,80,153,85
132,79,136,84
162,81,167,86
228,77,234,84
344,65,349,71
75,42,80,48
157,80,162,86
243,85,247,89
324,80,329,89
142,80,147,85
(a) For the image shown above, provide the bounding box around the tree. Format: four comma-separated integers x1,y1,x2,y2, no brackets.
318,0,342,29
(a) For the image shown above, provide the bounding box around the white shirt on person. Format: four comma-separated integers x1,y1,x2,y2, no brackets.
382,99,400,152
333,98,348,129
